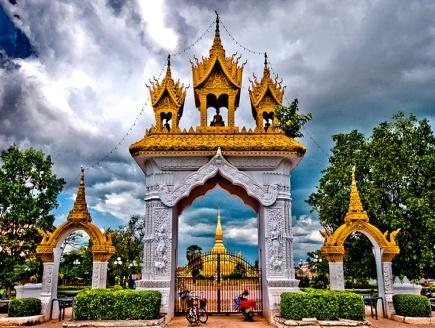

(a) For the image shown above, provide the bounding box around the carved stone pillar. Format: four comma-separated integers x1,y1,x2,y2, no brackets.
137,199,173,315
329,262,345,290
40,262,56,319
262,199,299,320
382,261,395,317
91,262,108,289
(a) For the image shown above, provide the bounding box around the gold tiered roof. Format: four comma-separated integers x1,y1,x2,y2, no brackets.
191,16,243,94
129,14,306,160
344,166,369,223
147,55,187,112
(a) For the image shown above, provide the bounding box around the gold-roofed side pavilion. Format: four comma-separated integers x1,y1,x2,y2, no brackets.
67,166,91,222
191,12,245,131
146,55,187,133
344,166,368,224
249,53,285,132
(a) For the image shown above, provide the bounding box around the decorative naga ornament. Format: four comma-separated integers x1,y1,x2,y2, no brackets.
191,12,244,131
146,55,187,133
249,53,285,132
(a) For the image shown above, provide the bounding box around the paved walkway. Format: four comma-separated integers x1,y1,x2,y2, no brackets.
3,309,434,327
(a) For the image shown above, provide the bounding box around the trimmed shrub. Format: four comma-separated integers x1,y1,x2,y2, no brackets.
8,298,41,317
73,289,161,320
281,290,364,321
393,294,431,317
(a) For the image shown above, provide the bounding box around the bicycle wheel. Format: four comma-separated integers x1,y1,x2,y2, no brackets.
198,308,208,323
186,308,199,326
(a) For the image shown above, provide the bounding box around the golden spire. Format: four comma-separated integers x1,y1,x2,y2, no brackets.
211,208,227,254
344,166,368,223
67,166,91,222
263,52,270,77
210,11,225,57
165,54,172,78
215,208,223,240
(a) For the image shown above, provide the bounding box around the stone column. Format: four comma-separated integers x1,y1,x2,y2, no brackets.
328,262,345,290
262,199,299,321
382,260,395,317
40,262,56,319
136,199,173,316
91,261,108,289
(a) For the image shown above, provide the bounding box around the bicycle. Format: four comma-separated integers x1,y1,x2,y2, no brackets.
185,292,208,326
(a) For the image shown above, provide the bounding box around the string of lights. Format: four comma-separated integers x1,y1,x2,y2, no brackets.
67,21,217,187
219,20,264,56
67,15,330,189
172,21,215,57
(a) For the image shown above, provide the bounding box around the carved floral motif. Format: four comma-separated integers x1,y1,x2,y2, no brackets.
160,148,278,207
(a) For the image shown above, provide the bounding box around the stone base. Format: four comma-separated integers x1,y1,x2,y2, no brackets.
0,314,45,326
265,282,300,322
62,317,166,328
274,316,371,327
135,281,170,315
391,314,434,325
14,283,42,299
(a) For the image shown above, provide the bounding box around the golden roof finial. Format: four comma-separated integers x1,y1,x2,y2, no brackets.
263,52,270,77
210,10,224,56
165,54,172,78
67,166,91,222
211,208,227,254
345,166,368,223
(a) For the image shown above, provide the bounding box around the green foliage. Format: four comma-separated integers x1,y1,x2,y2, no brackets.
280,290,364,321
186,245,202,280
59,242,93,286
8,298,41,317
393,294,431,317
0,145,64,292
73,289,161,320
308,113,435,280
107,215,144,287
275,99,312,138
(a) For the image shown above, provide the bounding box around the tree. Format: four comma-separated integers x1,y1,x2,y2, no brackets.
0,146,64,293
308,113,435,280
186,245,202,282
108,215,144,287
275,99,312,137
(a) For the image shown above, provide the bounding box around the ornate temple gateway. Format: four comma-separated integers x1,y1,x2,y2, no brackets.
130,15,305,321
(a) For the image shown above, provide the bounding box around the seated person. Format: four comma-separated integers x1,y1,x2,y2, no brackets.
210,108,225,126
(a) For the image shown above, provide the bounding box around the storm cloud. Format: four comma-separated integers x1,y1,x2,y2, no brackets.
1,0,435,261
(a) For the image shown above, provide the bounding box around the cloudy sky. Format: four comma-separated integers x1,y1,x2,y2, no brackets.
1,0,434,265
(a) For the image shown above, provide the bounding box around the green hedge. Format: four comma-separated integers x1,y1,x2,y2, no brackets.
281,290,364,321
73,289,161,320
8,298,41,317
393,294,431,317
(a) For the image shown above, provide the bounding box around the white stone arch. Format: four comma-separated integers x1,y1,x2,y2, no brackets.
159,148,278,207
136,148,300,321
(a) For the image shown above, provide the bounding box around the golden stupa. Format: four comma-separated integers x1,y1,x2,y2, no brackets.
129,13,305,161
192,209,254,277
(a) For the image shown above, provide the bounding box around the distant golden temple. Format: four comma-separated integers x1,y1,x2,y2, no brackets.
183,210,256,278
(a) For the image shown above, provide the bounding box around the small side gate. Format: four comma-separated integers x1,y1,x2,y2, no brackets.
175,251,262,314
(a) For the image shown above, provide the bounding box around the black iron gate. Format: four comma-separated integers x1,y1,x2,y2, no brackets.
175,251,262,314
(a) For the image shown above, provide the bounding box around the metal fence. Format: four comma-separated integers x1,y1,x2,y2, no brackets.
175,251,262,314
